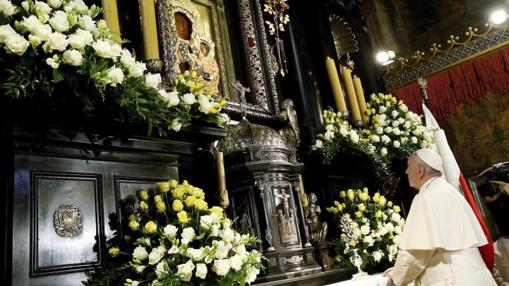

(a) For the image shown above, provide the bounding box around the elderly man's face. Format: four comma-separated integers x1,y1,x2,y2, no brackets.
406,155,420,189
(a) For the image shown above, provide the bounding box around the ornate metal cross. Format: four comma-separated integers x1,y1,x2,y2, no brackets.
230,81,251,120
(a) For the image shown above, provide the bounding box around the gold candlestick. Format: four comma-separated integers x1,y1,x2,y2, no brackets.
101,0,121,37
139,0,160,60
298,175,309,208
353,75,369,125
341,67,362,125
215,149,229,208
325,57,347,114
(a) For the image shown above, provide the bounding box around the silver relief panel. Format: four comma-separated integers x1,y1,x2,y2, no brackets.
53,205,83,237
33,173,102,275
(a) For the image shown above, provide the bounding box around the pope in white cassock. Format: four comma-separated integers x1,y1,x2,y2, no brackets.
385,149,496,286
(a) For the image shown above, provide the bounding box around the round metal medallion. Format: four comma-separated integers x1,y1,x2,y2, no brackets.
53,204,83,237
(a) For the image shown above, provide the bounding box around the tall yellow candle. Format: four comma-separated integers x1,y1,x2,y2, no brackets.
353,75,369,124
342,67,362,124
215,149,229,208
325,57,347,113
139,0,160,60
101,0,121,37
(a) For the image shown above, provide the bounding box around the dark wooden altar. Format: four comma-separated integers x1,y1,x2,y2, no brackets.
0,124,224,286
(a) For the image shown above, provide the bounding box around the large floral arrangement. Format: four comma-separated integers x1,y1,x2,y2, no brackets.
313,93,433,175
84,180,264,286
326,187,405,271
0,0,227,135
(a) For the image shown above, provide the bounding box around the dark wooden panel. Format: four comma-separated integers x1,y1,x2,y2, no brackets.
11,155,179,286
32,172,103,275
4,124,223,285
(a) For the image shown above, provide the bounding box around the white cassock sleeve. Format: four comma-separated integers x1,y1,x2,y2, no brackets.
399,178,487,251
391,249,435,286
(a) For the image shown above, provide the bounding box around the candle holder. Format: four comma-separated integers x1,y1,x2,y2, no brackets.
350,248,367,280
351,120,364,128
146,59,163,73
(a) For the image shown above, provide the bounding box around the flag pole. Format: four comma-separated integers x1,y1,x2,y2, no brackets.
417,77,430,108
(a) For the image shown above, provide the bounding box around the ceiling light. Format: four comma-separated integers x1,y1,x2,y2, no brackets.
376,50,396,65
490,9,508,25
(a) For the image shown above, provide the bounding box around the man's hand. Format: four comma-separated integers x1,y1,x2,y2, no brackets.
490,180,509,196
383,267,393,278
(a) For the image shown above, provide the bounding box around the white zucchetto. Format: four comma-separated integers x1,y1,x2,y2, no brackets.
415,148,443,173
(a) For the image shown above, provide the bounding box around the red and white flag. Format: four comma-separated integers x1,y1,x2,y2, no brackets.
422,104,494,270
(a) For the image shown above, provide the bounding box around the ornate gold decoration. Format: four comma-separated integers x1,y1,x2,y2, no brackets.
329,15,358,58
263,0,290,76
385,24,493,74
383,23,509,90
53,204,83,237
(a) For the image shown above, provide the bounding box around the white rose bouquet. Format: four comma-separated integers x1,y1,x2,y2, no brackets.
84,180,264,286
313,93,433,176
0,0,226,135
326,187,405,271
366,93,433,160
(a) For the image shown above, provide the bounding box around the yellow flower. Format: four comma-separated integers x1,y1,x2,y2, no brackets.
209,206,224,218
156,201,166,212
348,192,355,201
387,201,393,207
139,201,148,210
156,182,169,193
358,203,366,212
358,193,369,202
194,199,208,211
172,199,184,212
177,211,189,223
154,195,162,203
128,220,139,231
139,190,149,201
172,186,185,199
185,196,197,208
128,214,137,221
339,191,346,198
362,187,368,193
375,210,383,218
349,240,357,246
393,205,401,213
190,70,198,78
338,204,344,211
168,179,178,189
379,196,387,206
144,221,158,234
190,188,205,200
187,81,196,91
355,211,362,218
373,193,380,203
184,70,190,76
108,246,120,257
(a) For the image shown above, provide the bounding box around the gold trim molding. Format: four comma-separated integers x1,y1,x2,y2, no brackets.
383,23,509,91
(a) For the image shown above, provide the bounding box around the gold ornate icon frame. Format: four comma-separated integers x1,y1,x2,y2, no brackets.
157,0,280,119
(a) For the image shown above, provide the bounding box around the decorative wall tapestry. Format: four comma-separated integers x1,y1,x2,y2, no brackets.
448,92,509,176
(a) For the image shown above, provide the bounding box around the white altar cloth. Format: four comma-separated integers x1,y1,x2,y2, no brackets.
325,273,414,286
